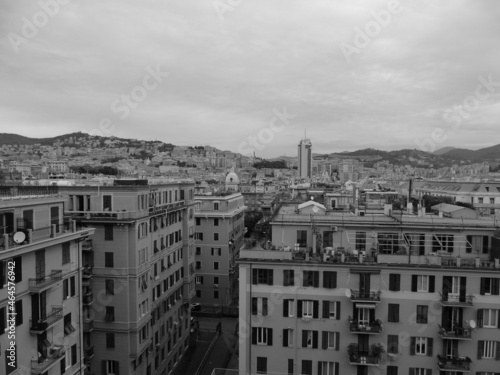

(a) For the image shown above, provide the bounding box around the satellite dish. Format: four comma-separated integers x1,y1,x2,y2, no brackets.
13,231,26,244
345,289,352,298
469,320,476,329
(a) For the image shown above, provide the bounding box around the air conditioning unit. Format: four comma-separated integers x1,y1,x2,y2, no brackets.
330,226,338,232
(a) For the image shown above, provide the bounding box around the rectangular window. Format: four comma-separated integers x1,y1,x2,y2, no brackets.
195,276,203,285
105,306,115,322
296,230,307,247
214,218,219,226
105,279,114,295
388,304,399,322
283,270,294,286
323,271,337,289
318,361,338,375
214,233,219,241
389,274,401,291
214,262,219,270
301,330,318,349
415,337,427,355
283,299,294,318
214,290,219,299
105,252,114,268
303,271,319,288
252,298,269,316
302,300,317,318
213,202,219,211
416,305,428,324
62,243,70,264
64,313,75,335
387,335,399,354
282,328,294,347
106,332,115,349
482,309,499,328
411,275,435,292
432,234,454,253
252,268,273,285
104,224,113,241
321,331,339,350
252,327,273,346
322,301,340,320
301,360,313,375
480,278,500,295
355,231,366,251
257,357,267,375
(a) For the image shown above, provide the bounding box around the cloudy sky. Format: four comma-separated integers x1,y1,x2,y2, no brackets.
1,0,500,157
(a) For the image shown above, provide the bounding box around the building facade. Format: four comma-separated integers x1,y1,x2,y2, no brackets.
238,202,500,375
59,179,196,375
0,186,95,375
193,193,246,309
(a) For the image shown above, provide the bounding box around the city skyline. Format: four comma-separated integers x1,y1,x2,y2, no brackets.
1,1,500,157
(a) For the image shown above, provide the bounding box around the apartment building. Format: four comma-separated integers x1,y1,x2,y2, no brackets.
238,201,500,375
193,193,246,308
0,186,95,375
59,179,196,375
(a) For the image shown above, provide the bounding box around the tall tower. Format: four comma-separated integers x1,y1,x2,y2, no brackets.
298,137,312,179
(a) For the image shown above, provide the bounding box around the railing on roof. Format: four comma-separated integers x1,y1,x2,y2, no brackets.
0,185,59,198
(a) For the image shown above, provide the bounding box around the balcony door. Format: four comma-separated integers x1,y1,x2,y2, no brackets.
360,273,371,297
35,250,45,280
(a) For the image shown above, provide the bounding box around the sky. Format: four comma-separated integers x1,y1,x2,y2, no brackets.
1,0,500,158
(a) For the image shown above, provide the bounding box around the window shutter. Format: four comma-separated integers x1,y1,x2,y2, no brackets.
493,278,500,296
427,338,433,356
267,328,273,346
480,278,486,295
15,300,22,326
426,370,432,375
302,331,307,348
336,302,341,320
497,310,500,329
312,331,318,349
322,301,329,319
252,298,257,315
411,275,417,292
477,309,483,328
70,277,75,296
252,268,257,285
396,274,400,291
429,276,435,293
334,362,339,375
321,331,327,349
477,341,483,359
0,261,3,289
389,274,396,291
314,272,319,288
496,341,500,360
313,301,319,319
283,300,289,318
60,356,65,374
71,344,77,365
332,271,337,288
297,300,303,318
323,273,328,288
410,337,416,355
115,361,120,375
102,361,107,375
63,279,68,299
409,368,415,375
317,362,322,375
252,327,257,345
14,257,22,283
335,332,339,351
283,329,288,347
267,270,273,286
263,299,268,316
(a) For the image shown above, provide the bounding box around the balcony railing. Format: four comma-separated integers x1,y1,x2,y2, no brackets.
83,320,94,332
349,355,380,366
349,290,381,302
440,294,474,306
82,266,93,278
30,306,63,333
437,354,472,372
28,270,63,293
438,325,472,340
84,346,94,360
83,292,94,305
349,320,382,334
82,239,93,250
31,346,64,374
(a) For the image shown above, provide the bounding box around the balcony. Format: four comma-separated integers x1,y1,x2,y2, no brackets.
31,346,64,374
83,291,94,306
440,294,474,307
438,325,472,340
349,290,381,303
28,270,63,293
82,239,93,250
437,354,472,372
83,320,94,332
30,306,63,334
84,346,94,361
347,343,384,366
349,319,382,334
348,356,380,366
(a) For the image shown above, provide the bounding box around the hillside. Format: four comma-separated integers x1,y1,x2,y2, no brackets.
434,147,455,155
441,143,500,162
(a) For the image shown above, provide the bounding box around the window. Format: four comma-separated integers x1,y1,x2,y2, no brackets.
318,361,338,375
322,301,340,320
387,335,399,354
480,278,500,295
388,304,399,322
105,360,118,375
106,332,115,348
105,252,114,268
302,300,314,318
409,369,432,375
104,224,113,241
257,357,267,374
389,274,401,291
323,271,337,289
196,290,201,298
252,268,273,285
196,247,201,255
214,233,219,241
432,234,454,253
416,305,428,324
355,231,366,251
303,271,319,287
377,233,400,254
213,202,219,211
410,337,433,356
301,360,313,375
411,275,435,292
301,330,318,349
195,218,201,226
214,218,219,226
62,243,70,264
404,233,425,255
214,290,219,299
214,262,219,270
283,270,294,286
64,313,75,335
195,276,203,285
105,279,114,295
296,230,307,247
252,327,273,346
478,341,498,359
283,299,294,318
282,328,294,347
321,332,339,350
105,306,115,322
478,309,499,328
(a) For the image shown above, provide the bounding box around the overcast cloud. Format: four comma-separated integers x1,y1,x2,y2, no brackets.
1,0,500,157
